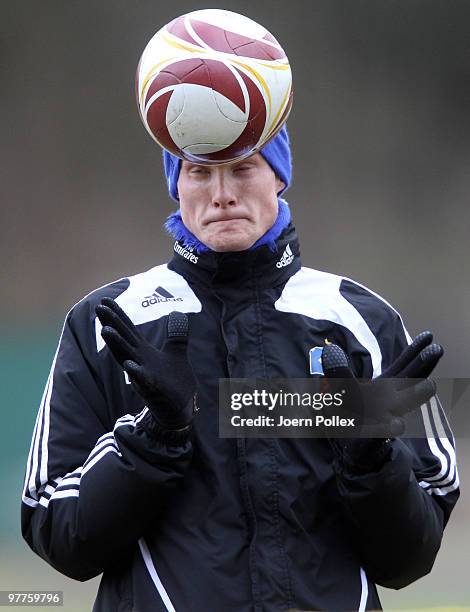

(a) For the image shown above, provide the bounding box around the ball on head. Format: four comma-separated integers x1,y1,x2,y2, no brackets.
135,9,293,164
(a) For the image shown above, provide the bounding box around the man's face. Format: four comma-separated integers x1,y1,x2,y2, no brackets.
177,153,285,252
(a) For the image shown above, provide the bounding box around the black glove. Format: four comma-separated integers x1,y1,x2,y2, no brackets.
321,331,443,472
95,297,197,432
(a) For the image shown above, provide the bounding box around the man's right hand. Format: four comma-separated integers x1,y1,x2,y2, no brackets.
95,297,197,431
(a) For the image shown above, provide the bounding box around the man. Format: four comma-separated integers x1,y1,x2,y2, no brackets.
22,126,459,611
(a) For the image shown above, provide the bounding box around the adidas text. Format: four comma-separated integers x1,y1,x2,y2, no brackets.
276,244,294,268
142,285,183,308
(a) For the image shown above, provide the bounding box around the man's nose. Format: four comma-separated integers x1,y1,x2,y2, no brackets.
211,172,236,208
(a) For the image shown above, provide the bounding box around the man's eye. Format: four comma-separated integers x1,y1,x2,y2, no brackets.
234,165,252,172
189,167,209,175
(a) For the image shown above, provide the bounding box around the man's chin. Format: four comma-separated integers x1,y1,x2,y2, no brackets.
210,240,255,253
193,219,248,251
204,231,256,253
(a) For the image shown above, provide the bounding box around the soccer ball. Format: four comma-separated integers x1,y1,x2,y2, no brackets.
135,9,293,164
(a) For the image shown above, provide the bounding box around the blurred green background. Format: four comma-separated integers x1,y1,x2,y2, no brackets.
1,1,469,610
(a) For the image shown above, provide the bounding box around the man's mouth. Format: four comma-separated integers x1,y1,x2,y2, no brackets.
206,217,248,225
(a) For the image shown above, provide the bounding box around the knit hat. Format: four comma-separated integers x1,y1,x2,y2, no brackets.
163,125,292,201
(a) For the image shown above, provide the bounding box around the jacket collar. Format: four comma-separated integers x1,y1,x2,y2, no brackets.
167,222,301,289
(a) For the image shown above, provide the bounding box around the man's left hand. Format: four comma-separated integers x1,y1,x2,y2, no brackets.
321,331,443,471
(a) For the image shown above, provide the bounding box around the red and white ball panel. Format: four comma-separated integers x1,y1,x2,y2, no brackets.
166,12,285,61
136,9,293,163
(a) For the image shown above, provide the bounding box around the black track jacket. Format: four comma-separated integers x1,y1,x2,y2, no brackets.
22,224,459,612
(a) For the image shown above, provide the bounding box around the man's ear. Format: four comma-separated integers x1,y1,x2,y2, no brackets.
276,178,286,194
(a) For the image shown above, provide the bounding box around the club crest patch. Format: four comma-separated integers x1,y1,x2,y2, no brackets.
309,346,325,376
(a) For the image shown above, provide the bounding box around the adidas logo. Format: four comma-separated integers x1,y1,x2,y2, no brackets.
142,286,183,308
174,241,198,264
276,243,294,268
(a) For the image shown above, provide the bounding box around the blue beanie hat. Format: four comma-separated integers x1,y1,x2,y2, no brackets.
163,125,292,201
